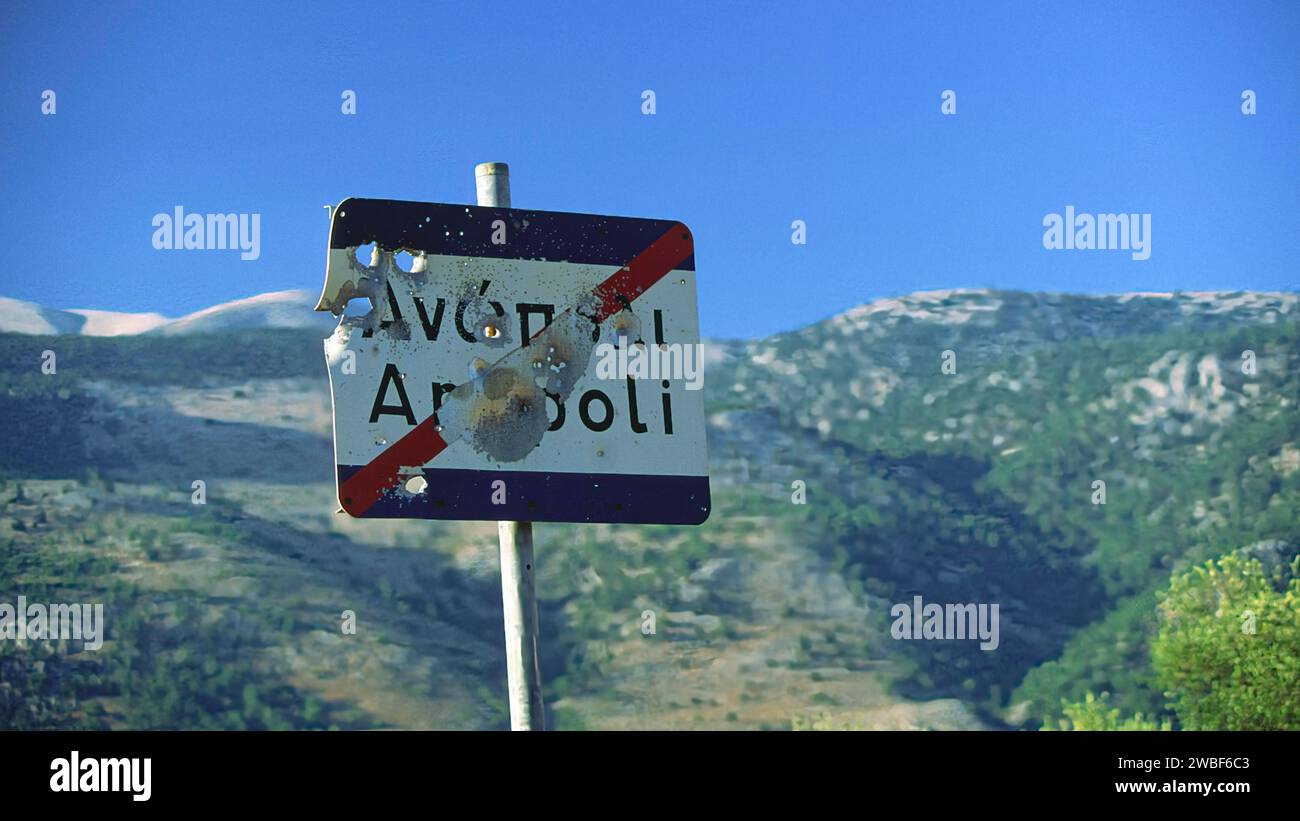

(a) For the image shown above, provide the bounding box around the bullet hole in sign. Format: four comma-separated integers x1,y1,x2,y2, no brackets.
354,243,376,269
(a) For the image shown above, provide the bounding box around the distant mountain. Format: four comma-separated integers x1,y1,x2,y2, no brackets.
150,290,334,336
7,287,1294,343
0,297,84,335
0,290,333,337
1,286,1296,730
0,297,167,336
72,309,171,336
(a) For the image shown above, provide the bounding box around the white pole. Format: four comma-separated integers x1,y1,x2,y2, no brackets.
475,160,512,209
477,161,545,731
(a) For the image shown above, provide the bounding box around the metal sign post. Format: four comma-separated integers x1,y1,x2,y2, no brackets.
477,162,545,731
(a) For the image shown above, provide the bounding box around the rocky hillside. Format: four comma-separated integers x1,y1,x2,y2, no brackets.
1,288,1296,729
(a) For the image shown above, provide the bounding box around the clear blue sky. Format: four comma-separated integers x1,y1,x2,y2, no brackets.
2,0,1296,338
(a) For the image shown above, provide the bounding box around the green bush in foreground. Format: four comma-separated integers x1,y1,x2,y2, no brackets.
1046,691,1171,731
1152,552,1300,730
1052,550,1300,730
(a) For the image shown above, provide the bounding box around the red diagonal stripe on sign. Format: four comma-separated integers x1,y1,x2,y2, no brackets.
591,224,694,323
339,221,693,516
339,422,449,515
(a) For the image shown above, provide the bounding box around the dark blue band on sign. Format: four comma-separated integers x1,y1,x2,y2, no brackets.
336,465,711,525
329,198,696,271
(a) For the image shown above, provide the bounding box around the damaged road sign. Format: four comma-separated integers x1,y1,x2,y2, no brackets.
317,198,710,524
